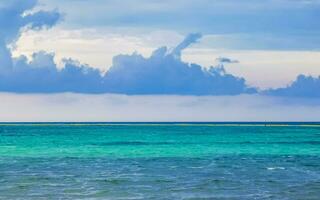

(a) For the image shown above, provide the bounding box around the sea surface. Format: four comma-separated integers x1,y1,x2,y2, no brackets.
0,123,319,199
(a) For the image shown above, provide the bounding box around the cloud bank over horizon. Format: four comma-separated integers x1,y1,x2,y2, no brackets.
1,93,320,122
0,0,319,98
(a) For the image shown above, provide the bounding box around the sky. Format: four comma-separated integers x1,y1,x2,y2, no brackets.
0,0,319,121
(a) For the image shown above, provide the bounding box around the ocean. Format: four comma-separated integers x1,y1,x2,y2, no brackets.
0,123,319,199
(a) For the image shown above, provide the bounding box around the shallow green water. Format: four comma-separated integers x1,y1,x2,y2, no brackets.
0,123,319,199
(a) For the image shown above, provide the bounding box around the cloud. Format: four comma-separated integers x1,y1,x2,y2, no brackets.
0,0,319,98
2,1,254,95
216,57,239,64
1,93,320,122
172,33,202,58
265,75,320,98
0,0,60,70
0,0,60,39
1,23,257,95
103,34,256,95
0,51,102,93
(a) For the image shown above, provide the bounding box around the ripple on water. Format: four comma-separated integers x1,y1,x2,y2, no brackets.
0,155,319,199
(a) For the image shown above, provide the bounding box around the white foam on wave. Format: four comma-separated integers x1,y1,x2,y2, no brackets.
267,167,286,170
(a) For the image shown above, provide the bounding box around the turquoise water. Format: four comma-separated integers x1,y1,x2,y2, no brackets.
0,123,319,199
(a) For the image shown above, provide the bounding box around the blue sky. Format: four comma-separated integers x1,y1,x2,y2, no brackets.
39,0,320,50
0,0,319,121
